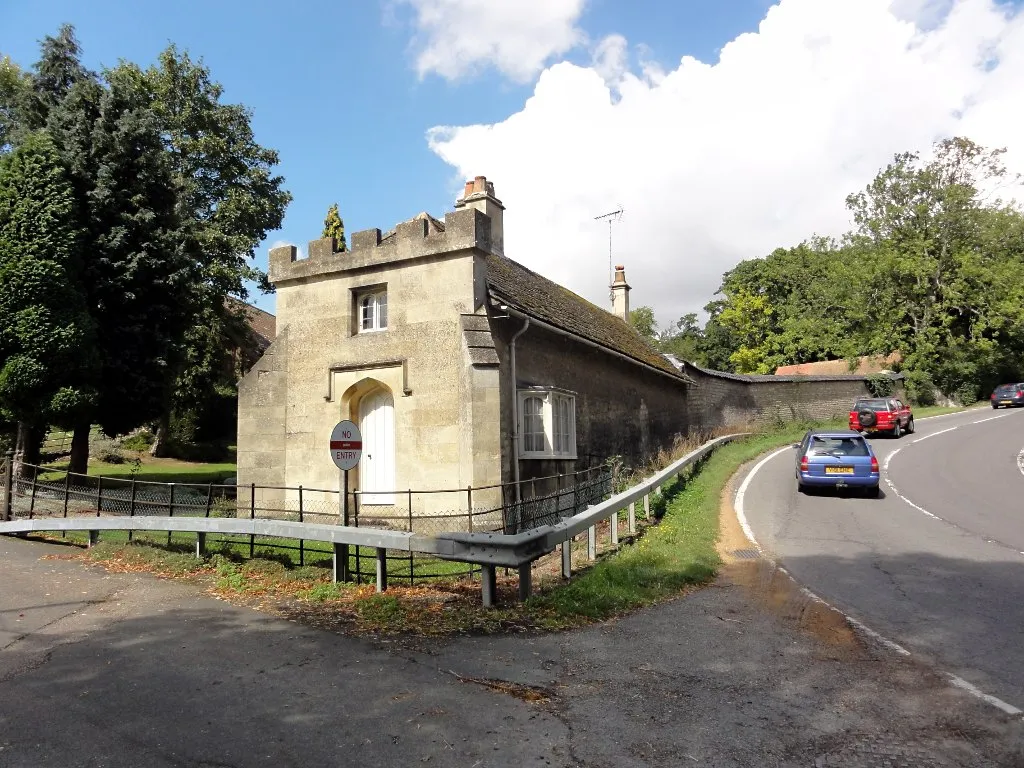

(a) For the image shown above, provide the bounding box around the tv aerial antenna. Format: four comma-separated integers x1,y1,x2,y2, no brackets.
594,207,624,305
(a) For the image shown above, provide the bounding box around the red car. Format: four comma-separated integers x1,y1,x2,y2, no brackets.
848,397,915,438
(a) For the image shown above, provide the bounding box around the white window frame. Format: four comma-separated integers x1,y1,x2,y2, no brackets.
358,290,387,333
517,388,576,459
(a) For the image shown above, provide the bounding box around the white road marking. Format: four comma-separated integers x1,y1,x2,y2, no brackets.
911,426,958,443
733,446,790,554
973,412,1013,425
733,408,1024,719
947,674,1023,716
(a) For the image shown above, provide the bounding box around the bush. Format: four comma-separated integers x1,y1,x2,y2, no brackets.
864,373,897,398
119,429,155,451
902,370,937,406
97,449,126,464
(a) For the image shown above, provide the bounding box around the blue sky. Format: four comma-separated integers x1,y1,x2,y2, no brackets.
3,1,1023,323
0,0,774,315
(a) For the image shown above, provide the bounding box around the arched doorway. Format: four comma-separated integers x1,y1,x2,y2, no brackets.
357,387,395,505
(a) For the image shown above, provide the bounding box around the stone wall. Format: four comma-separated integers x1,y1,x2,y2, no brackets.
680,361,904,430
489,317,693,485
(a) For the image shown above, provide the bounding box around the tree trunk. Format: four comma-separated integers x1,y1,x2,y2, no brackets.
14,423,43,478
68,423,92,476
150,411,171,458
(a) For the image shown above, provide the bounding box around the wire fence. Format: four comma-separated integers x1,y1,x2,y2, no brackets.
1,459,613,585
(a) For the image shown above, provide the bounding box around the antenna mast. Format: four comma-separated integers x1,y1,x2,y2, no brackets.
594,207,624,305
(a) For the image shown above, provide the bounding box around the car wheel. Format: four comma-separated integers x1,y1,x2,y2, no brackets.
892,421,902,439
797,483,808,495
865,485,880,498
906,417,915,434
992,403,999,409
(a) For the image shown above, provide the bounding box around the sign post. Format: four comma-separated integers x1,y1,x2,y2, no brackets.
329,420,362,583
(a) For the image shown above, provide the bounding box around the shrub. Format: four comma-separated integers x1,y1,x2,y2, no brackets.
97,449,126,464
864,373,897,398
119,429,155,451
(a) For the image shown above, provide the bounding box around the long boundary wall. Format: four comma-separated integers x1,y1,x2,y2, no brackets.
679,361,904,430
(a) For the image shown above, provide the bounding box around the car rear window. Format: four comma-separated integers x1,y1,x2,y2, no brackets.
853,399,890,412
808,436,870,457
995,385,1020,395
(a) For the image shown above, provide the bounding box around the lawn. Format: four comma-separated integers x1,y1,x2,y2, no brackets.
44,455,236,484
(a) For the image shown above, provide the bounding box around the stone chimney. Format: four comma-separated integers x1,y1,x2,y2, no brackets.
454,175,504,255
611,264,630,321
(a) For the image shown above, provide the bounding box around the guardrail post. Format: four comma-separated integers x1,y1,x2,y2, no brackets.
518,563,532,601
375,548,388,593
196,532,206,559
481,564,497,607
587,524,596,560
610,509,618,547
643,493,651,519
561,537,571,579
88,529,99,548
332,542,345,584
628,501,636,535
2,449,12,521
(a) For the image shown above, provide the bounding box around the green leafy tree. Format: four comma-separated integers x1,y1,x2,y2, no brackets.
0,131,96,467
629,306,658,341
108,47,291,456
322,202,347,251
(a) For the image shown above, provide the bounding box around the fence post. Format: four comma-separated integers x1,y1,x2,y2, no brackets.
96,476,103,517
28,465,38,519
167,484,175,546
205,483,213,517
63,470,70,519
128,476,136,542
466,485,473,533
407,489,414,585
298,485,304,567
2,449,12,521
628,501,636,535
249,483,256,558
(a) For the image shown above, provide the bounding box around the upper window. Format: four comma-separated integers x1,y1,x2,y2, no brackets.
359,290,387,333
517,389,576,459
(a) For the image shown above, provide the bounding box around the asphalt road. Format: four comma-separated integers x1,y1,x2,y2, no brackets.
739,405,1024,711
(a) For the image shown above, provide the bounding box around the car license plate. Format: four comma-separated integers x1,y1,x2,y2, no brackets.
1001,400,1011,405
825,467,854,475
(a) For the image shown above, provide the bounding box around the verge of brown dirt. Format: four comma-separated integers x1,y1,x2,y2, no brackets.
718,463,869,659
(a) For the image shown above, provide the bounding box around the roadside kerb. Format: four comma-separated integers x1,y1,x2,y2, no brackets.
435,433,748,606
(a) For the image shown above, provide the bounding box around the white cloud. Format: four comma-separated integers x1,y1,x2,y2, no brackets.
427,0,1024,328
396,0,587,82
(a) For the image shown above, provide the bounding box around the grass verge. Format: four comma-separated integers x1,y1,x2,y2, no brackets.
45,404,976,635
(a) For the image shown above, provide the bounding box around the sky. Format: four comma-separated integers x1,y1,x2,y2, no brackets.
3,0,1024,328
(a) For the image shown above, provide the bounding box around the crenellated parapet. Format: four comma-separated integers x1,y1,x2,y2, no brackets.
269,206,495,286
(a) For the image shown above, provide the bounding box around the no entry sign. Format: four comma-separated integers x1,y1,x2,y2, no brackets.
329,420,362,471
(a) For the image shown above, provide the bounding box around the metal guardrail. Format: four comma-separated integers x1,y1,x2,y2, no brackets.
434,433,747,605
0,433,747,605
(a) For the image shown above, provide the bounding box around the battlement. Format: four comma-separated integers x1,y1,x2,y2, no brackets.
269,206,496,286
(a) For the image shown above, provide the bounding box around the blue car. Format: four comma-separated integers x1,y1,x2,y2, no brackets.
794,430,880,497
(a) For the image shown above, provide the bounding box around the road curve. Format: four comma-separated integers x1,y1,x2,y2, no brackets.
738,406,1024,711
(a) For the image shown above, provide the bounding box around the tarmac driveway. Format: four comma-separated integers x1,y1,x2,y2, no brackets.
2,509,1023,767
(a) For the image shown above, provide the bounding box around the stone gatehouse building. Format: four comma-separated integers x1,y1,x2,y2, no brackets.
237,177,694,511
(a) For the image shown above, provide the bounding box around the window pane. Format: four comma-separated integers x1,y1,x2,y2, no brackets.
523,396,544,452
361,296,374,330
377,293,388,328
553,398,563,453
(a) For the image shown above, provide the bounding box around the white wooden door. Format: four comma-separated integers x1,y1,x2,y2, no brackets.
358,390,395,505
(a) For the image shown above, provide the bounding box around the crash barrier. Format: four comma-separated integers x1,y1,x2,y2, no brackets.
0,434,745,604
